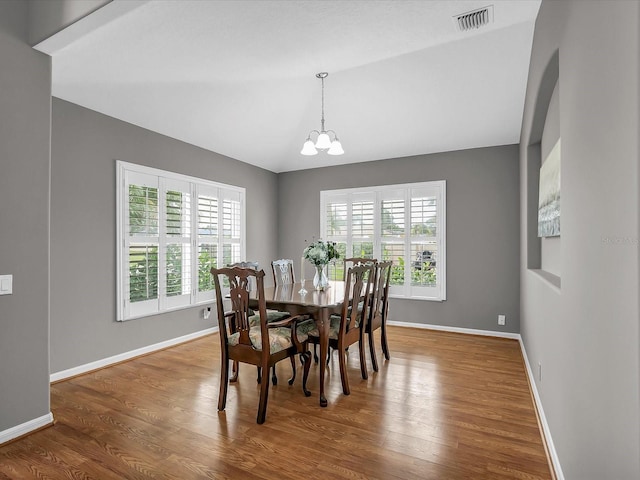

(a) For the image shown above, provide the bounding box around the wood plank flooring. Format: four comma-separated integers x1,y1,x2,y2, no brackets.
0,327,552,479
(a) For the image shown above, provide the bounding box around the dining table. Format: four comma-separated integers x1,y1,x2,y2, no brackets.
249,279,345,407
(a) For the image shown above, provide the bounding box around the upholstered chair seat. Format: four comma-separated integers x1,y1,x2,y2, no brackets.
248,310,291,326
228,321,313,353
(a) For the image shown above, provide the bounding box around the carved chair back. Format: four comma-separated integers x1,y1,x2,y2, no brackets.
271,259,295,285
342,257,377,280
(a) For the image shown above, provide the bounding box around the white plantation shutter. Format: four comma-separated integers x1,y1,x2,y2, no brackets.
407,185,443,299
221,190,242,267
321,181,446,301
163,178,192,309
196,187,217,303
351,192,374,258
117,161,245,320
124,171,159,318
409,190,438,287
323,194,348,279
380,189,406,293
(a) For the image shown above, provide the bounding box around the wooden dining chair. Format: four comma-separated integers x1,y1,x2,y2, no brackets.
271,259,295,285
226,261,292,385
212,266,313,424
311,258,377,364
366,260,393,372
307,263,375,395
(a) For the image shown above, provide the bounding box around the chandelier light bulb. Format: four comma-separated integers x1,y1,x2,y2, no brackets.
327,139,344,155
301,139,318,156
315,132,332,149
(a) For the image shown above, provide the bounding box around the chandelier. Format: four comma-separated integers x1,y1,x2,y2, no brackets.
301,72,344,156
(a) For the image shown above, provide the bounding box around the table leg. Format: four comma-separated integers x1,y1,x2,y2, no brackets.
318,307,330,407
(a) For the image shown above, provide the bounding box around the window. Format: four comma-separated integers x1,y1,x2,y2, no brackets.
117,161,245,320
321,181,446,301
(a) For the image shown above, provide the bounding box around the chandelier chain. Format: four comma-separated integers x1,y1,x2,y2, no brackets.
320,75,325,132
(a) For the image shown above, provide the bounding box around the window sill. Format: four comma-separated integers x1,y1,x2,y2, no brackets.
529,269,561,292
119,298,215,322
389,294,445,302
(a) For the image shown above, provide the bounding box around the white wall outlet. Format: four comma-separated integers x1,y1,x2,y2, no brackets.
0,275,13,295
203,306,211,320
497,314,506,326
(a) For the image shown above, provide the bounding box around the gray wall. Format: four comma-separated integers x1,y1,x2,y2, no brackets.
520,1,640,478
0,1,51,431
278,145,520,333
28,0,111,46
50,99,279,373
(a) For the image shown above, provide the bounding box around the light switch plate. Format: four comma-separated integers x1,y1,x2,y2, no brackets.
0,275,13,295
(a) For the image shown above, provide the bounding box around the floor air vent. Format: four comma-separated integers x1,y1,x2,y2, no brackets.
454,5,494,32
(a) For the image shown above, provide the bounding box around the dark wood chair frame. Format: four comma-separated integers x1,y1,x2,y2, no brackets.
212,266,312,424
227,260,285,385
313,258,377,363
308,263,374,395
366,260,393,371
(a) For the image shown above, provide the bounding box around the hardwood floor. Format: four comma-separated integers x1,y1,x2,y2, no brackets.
0,327,552,479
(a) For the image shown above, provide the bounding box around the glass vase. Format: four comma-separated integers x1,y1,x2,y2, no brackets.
313,265,330,291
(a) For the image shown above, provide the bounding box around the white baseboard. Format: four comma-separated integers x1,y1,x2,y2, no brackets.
517,336,565,480
387,320,563,479
387,320,521,340
50,327,218,383
0,412,53,445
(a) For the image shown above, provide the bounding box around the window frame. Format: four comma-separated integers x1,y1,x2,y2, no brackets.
116,161,246,321
321,180,446,301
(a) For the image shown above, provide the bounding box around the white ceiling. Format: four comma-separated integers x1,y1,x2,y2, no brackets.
37,0,540,173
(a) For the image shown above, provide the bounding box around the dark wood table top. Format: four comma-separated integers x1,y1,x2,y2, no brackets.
252,280,345,308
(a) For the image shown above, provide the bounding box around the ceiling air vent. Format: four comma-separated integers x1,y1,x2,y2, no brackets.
454,5,494,32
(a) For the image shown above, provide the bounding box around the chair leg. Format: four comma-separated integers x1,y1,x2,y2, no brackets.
257,366,279,385
287,355,297,385
256,364,271,424
218,357,229,411
230,360,239,382
313,343,319,363
301,351,311,397
339,348,350,395
381,321,390,360
359,339,369,380
368,330,379,372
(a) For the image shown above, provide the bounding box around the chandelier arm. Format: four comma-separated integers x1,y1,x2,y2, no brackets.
325,130,339,140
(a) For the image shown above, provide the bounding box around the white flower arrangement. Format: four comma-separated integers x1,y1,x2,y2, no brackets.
303,239,340,266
